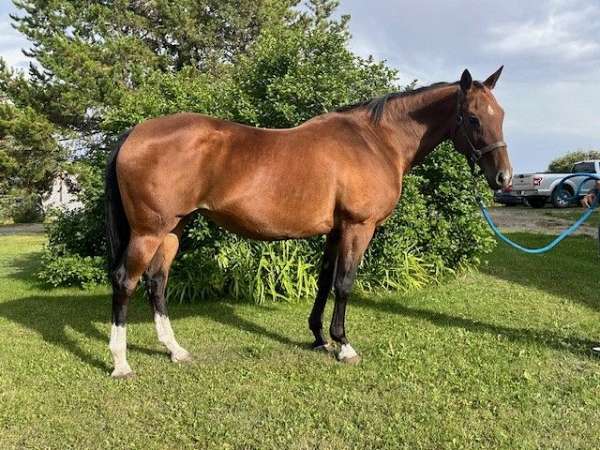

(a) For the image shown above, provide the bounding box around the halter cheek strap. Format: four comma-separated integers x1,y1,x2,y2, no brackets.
473,140,507,159
455,102,506,174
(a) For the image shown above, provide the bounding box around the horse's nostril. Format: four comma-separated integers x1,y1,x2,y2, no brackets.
496,172,505,185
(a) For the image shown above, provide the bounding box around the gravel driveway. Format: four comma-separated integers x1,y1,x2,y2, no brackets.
487,207,597,237
0,223,45,236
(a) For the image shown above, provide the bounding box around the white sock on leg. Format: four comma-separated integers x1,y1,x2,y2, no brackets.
154,313,191,362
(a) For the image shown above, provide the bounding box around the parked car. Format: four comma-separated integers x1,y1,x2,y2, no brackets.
494,187,523,206
510,160,600,208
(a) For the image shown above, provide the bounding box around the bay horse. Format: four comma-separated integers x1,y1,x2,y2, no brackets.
105,67,512,378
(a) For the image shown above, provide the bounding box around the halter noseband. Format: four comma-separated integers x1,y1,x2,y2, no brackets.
455,95,506,174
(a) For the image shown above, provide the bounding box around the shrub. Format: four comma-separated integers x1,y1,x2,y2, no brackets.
37,148,108,288
169,223,322,304
45,205,105,258
411,142,495,270
38,251,106,288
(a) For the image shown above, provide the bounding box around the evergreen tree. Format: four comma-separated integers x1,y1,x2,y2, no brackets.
6,0,287,134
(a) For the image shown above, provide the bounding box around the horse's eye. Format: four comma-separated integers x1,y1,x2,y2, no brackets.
468,115,481,128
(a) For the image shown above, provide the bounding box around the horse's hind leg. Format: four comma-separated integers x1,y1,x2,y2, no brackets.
144,228,191,363
110,234,162,378
308,231,340,350
329,222,375,364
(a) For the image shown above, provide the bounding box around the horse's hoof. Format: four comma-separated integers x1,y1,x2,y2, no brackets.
111,369,135,379
171,351,193,363
338,354,361,365
335,343,360,365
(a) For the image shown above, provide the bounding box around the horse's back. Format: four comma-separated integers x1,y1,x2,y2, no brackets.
116,112,399,238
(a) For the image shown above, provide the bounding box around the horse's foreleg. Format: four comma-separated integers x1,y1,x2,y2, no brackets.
308,231,340,350
145,230,191,363
109,234,162,378
329,222,375,364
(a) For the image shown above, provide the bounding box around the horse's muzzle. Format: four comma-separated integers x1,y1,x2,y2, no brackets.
496,170,512,190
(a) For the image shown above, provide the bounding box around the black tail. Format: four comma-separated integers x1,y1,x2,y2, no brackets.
105,130,132,271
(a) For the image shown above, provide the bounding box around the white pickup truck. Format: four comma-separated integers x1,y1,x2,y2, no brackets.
507,160,600,208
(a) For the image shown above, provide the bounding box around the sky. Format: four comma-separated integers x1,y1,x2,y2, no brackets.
1,0,599,173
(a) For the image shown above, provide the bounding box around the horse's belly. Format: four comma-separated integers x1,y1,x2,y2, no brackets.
200,200,334,240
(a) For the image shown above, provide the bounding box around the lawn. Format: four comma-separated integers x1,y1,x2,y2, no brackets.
1,233,599,449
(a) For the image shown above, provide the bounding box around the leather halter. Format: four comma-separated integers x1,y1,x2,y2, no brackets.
454,94,506,173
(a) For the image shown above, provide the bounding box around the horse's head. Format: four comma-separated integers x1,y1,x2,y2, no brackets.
452,67,512,190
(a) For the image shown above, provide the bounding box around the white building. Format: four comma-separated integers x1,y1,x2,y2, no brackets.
41,173,83,212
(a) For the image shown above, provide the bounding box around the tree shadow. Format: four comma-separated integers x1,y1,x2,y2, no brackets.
354,294,597,357
0,293,304,374
480,233,600,313
8,250,48,286
0,293,113,372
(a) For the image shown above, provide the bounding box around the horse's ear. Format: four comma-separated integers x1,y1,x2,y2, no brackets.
484,65,504,90
460,69,472,92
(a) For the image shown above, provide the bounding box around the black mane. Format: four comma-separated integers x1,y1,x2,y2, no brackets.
335,81,460,124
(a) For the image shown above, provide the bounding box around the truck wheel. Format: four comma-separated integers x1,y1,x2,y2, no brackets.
527,197,546,208
551,186,573,208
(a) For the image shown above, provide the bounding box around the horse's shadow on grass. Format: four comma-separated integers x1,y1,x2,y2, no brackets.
0,293,304,374
480,233,600,313
355,295,597,357
1,290,596,375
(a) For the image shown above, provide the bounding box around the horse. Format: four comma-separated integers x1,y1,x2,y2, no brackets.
105,67,512,378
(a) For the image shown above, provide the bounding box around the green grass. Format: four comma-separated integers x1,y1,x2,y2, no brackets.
1,233,600,449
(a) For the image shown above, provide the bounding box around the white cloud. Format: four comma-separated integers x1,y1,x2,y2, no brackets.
502,79,599,135
486,2,600,62
0,17,31,70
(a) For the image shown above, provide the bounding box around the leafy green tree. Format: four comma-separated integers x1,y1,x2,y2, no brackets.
548,150,600,173
103,0,396,130
228,2,396,127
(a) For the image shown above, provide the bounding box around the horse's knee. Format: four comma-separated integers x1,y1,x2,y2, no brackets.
144,270,168,316
111,265,137,326
111,266,137,298
333,274,353,300
144,270,164,295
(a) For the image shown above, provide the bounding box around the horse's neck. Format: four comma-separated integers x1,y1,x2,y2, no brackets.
380,85,459,171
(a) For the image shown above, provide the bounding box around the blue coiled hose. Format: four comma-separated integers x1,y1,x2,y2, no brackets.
478,173,600,254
